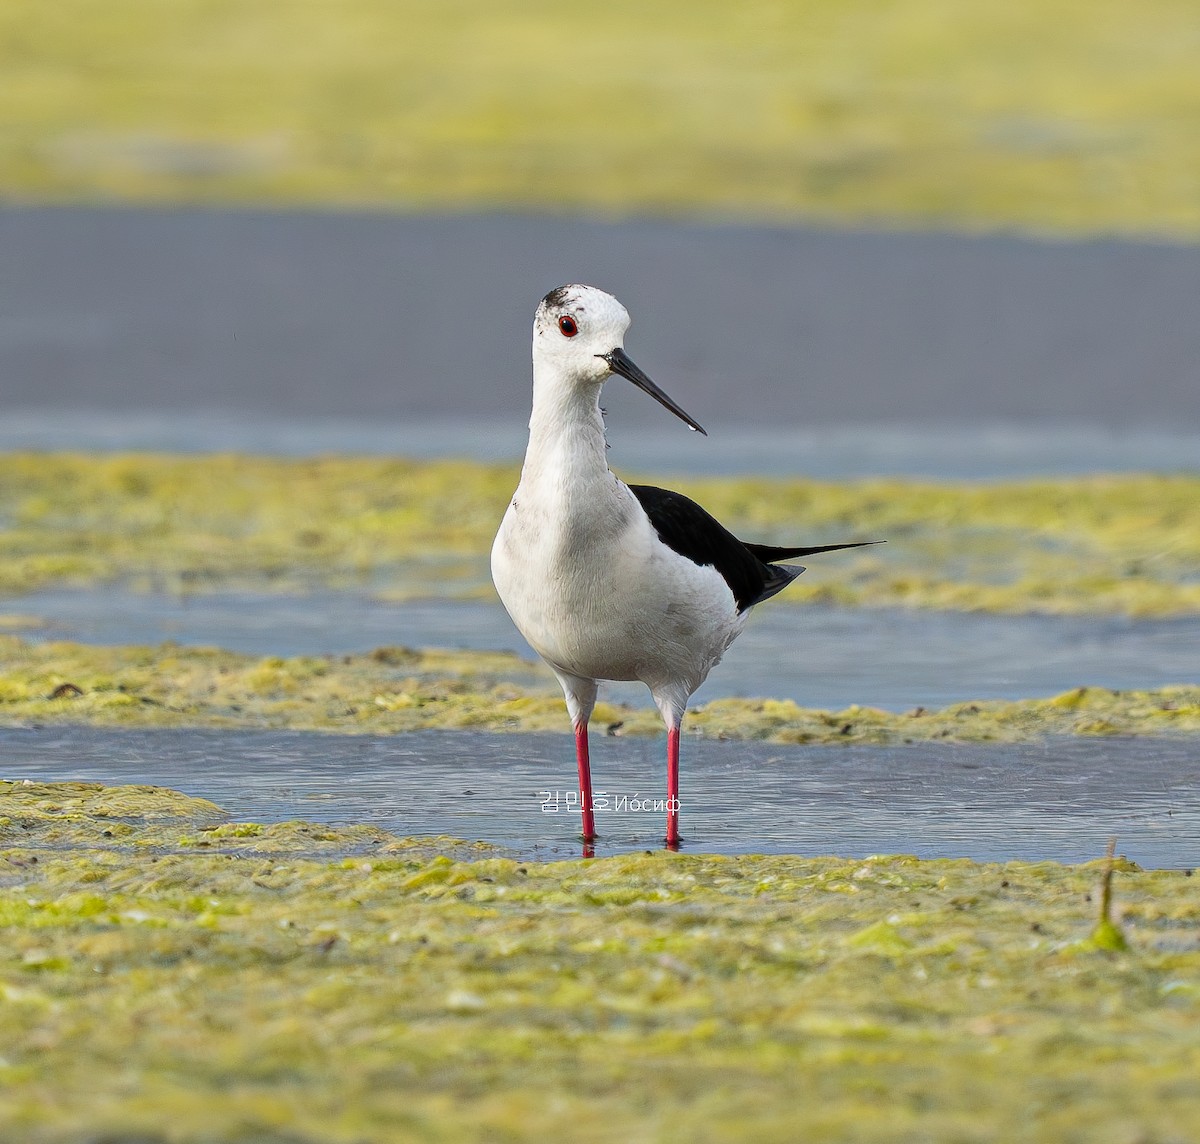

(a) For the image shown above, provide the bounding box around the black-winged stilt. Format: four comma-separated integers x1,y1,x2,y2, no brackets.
491,284,876,849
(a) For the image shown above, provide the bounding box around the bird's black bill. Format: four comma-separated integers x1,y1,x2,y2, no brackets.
600,348,707,435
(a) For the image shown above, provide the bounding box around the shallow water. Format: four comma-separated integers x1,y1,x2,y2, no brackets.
10,588,1198,711
5,206,1200,432
5,411,1199,481
2,726,1195,868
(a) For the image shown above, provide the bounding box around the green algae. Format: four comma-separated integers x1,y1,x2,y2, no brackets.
0,780,504,863
1,454,1198,617
4,1,1200,239
0,453,507,599
1,781,1198,1143
0,636,1197,744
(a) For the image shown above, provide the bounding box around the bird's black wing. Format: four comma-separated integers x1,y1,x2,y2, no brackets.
742,540,883,562
629,484,800,612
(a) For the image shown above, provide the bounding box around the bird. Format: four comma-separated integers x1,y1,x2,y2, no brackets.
491,284,877,849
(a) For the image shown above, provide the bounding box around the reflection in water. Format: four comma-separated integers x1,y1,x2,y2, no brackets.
1,726,1196,869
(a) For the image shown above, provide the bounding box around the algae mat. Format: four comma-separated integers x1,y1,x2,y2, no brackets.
8,590,1200,712
1,455,1198,617
0,636,1197,744
4,1,1200,238
1,781,1198,1143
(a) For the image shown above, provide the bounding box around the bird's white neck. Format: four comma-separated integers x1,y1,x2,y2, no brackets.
521,363,611,487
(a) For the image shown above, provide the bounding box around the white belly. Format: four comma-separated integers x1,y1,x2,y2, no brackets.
491,484,745,695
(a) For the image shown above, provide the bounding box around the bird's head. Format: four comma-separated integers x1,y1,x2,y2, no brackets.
533,284,706,434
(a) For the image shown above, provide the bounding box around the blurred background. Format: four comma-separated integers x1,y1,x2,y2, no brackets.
2,0,1199,475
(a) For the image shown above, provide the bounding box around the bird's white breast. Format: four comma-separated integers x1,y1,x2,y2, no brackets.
491,466,745,695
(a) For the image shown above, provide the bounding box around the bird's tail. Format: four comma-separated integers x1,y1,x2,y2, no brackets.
743,540,883,563
753,562,806,605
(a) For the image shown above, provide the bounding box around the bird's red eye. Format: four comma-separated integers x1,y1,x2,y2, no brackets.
558,315,578,337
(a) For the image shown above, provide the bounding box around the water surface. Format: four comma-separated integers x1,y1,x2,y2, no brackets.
4,411,1198,480
5,206,1200,430
10,588,1198,711
2,726,1195,868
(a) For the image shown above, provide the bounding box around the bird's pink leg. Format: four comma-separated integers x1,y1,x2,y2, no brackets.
575,720,597,842
665,724,681,849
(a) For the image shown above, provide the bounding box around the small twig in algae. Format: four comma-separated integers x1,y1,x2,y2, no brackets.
1091,836,1130,952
